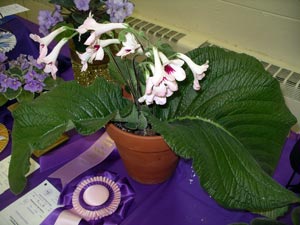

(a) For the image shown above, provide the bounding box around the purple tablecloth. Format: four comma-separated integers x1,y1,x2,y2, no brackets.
0,16,299,225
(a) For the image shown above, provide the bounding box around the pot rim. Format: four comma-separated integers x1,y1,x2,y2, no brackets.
106,123,164,141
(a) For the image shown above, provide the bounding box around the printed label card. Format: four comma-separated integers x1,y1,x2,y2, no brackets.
0,180,60,225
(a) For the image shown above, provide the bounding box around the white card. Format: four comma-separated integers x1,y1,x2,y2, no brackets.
0,155,40,195
0,4,29,17
0,180,60,225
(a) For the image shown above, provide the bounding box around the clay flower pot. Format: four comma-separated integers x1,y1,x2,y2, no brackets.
106,123,179,184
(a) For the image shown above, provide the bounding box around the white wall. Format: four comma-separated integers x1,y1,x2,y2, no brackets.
131,0,300,71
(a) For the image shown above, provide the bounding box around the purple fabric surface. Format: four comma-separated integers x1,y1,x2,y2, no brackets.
0,16,299,225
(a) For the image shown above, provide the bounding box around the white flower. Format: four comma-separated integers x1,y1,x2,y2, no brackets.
40,38,69,79
116,33,143,58
77,38,120,71
177,53,209,90
77,13,126,45
30,26,67,64
159,51,186,82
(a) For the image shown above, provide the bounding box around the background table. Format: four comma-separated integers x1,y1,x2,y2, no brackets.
0,16,299,225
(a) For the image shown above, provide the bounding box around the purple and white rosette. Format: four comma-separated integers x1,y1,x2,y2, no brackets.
41,171,135,225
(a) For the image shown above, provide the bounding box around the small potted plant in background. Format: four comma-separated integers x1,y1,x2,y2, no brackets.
7,6,300,223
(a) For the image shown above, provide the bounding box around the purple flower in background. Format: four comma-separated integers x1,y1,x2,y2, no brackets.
74,0,90,11
0,73,9,89
0,76,22,92
0,53,7,63
9,54,30,70
0,53,7,72
0,73,7,92
106,0,134,22
24,70,38,82
24,79,45,93
7,77,22,90
38,5,63,35
0,86,6,92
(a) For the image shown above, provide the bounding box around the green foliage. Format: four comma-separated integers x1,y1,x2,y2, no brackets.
9,46,299,219
250,218,286,225
292,207,300,225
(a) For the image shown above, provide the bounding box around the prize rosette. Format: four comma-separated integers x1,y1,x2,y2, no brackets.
0,123,9,152
0,31,17,53
42,171,135,225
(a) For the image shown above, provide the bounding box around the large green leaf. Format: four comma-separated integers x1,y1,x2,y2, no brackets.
149,46,298,216
9,78,132,194
150,117,299,215
154,46,296,174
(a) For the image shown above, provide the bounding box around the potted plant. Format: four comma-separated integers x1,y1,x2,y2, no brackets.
8,12,300,220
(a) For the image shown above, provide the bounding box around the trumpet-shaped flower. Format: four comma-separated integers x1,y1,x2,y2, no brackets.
139,48,179,106
77,38,120,71
139,75,177,105
177,53,209,90
116,33,142,58
150,47,165,86
159,52,186,82
77,14,126,45
30,26,67,64
40,38,69,79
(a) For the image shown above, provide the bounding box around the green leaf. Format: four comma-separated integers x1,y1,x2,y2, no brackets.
49,0,74,8
9,78,131,194
253,206,289,220
43,76,64,91
292,206,300,225
3,88,22,100
150,47,298,217
16,90,34,103
229,223,249,225
250,218,286,225
8,67,23,76
0,94,8,106
150,117,299,216
155,46,296,175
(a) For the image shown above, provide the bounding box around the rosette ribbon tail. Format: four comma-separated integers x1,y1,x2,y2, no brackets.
48,132,116,188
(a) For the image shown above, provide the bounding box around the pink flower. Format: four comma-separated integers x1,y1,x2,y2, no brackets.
177,53,209,90
40,38,68,79
30,26,67,64
116,33,142,58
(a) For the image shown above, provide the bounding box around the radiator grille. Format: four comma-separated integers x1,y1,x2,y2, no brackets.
199,42,300,101
126,17,186,44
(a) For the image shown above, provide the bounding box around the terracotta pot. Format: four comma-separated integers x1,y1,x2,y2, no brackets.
106,123,179,184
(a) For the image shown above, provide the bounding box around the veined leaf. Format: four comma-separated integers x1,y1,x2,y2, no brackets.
151,47,298,217
155,46,296,174
9,78,132,194
150,117,299,215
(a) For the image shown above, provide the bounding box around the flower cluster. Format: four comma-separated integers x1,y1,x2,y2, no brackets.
38,0,134,36
0,53,61,106
30,13,209,106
